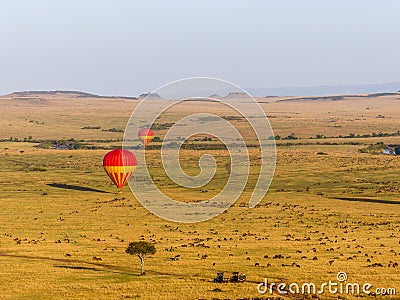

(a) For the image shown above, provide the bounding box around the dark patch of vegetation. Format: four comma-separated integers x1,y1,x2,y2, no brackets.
312,131,400,140
277,95,344,102
222,115,245,121
161,142,229,150
316,152,328,155
269,134,299,140
152,122,175,130
28,167,47,172
35,139,83,150
81,126,101,130
102,128,123,132
192,137,214,142
2,138,122,150
282,133,298,140
182,98,219,103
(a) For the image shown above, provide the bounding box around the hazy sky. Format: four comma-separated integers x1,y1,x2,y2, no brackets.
1,0,399,96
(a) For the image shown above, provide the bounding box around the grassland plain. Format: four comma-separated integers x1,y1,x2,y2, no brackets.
0,92,399,299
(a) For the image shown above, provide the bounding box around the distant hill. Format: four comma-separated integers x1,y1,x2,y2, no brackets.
275,92,400,103
9,90,100,97
3,83,400,100
223,92,248,99
138,93,162,100
4,90,138,100
246,82,400,97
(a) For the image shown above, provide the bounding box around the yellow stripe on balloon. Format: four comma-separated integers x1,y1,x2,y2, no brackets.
104,166,137,173
140,135,154,146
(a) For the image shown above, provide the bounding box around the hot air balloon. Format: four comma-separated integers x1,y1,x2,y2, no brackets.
103,149,137,191
138,128,154,147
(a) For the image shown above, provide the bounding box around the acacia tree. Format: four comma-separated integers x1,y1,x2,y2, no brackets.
126,241,156,275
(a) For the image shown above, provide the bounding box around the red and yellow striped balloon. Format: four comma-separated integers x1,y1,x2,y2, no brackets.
103,149,137,191
138,128,154,147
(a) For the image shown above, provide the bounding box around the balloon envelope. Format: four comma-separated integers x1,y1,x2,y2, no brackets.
138,128,154,146
103,149,137,191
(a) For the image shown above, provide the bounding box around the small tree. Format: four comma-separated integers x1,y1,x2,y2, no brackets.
126,241,156,275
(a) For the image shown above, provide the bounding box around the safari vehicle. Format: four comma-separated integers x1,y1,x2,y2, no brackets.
214,272,246,283
213,272,227,283
230,271,246,283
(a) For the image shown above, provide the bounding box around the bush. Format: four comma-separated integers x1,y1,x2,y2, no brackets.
316,152,328,155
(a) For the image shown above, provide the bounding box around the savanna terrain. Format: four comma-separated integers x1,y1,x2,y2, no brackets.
0,91,399,299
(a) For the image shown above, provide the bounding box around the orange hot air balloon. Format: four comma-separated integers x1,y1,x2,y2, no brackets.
138,128,154,147
103,149,137,191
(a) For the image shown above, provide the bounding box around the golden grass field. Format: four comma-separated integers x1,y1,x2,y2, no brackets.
0,92,399,299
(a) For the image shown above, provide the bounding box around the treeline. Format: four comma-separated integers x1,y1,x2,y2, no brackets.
0,137,123,150
35,138,124,150
311,131,400,139
268,131,400,140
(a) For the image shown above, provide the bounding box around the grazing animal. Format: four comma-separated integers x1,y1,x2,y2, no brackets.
292,263,300,268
